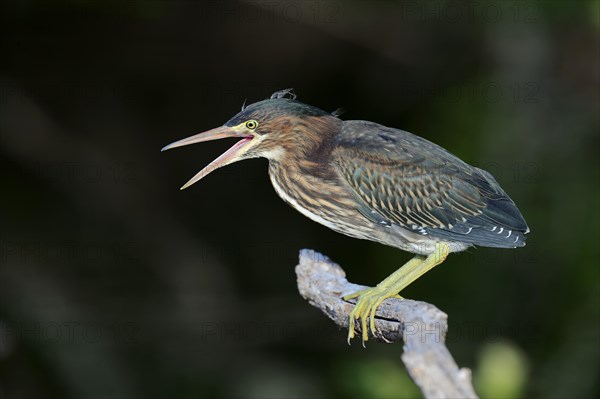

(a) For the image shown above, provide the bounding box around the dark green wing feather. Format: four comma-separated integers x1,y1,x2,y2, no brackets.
332,121,529,248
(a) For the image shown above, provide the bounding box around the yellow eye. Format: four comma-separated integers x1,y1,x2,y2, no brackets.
245,120,258,130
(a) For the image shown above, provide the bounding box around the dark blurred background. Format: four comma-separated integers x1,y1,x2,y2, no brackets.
0,1,598,398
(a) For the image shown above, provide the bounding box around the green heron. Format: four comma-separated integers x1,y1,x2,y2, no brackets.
162,90,529,344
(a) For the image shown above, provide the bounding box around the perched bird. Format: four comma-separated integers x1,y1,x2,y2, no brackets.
162,89,530,343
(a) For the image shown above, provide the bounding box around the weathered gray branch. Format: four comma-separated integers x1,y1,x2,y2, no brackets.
295,249,478,399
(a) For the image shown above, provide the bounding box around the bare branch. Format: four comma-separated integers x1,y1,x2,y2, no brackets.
295,249,478,399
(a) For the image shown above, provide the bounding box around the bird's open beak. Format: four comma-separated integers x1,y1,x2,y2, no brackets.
161,126,254,190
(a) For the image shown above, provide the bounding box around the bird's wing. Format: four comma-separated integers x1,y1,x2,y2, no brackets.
331,121,529,247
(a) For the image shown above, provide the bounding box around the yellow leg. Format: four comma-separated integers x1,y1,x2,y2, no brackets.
343,242,450,344
344,256,424,343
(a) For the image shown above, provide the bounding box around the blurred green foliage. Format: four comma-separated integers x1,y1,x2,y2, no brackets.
475,341,529,398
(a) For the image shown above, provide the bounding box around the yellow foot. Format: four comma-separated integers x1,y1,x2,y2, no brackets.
344,288,402,344
342,243,450,346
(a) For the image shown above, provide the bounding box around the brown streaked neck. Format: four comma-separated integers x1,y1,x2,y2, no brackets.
267,115,342,185
274,114,341,165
